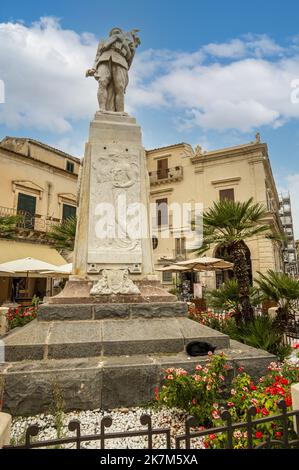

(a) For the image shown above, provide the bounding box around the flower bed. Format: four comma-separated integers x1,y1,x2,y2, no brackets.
188,305,234,331
6,305,37,330
154,353,299,449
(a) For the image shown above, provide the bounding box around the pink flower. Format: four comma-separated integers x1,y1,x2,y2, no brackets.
193,375,202,382
208,351,213,356
167,374,174,380
227,402,235,407
207,384,212,391
231,389,236,395
195,364,202,371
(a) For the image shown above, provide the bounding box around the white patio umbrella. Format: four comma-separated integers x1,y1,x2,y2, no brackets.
0,257,61,274
42,263,72,275
175,256,233,271
156,264,198,273
0,267,15,273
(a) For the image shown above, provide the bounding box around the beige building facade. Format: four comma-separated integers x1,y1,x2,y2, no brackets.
0,137,80,305
146,138,284,291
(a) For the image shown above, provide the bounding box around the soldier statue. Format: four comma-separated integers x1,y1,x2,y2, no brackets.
86,27,141,112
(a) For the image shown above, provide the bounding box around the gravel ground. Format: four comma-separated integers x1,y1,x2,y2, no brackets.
11,407,205,449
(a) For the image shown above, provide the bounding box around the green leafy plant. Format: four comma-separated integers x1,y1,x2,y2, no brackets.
154,356,299,449
6,305,37,330
206,279,262,316
204,361,298,449
46,216,77,251
255,270,299,325
234,315,291,360
189,307,291,360
197,198,271,322
154,353,228,425
0,214,22,238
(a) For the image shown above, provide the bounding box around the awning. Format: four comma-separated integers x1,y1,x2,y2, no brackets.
0,239,66,268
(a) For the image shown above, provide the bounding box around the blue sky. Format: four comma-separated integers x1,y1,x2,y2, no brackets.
0,0,299,234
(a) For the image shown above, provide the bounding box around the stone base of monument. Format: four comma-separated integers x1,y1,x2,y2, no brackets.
48,279,177,304
0,302,275,416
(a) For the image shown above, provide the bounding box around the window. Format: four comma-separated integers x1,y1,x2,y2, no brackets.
17,193,36,229
66,160,74,173
219,188,234,201
62,204,76,221
162,271,173,283
175,237,186,256
157,158,168,179
156,198,168,227
152,235,158,250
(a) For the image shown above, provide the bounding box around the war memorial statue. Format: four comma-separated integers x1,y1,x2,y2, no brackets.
86,27,141,112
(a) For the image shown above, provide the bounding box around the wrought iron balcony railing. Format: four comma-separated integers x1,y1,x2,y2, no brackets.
149,166,183,185
0,206,61,234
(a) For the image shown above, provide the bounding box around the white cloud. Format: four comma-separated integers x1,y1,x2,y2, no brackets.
0,17,97,132
202,35,283,59
0,18,299,138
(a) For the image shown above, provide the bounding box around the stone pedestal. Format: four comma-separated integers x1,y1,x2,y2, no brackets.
50,110,175,303
74,111,154,279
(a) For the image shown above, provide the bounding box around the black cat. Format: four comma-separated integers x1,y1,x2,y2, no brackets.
186,341,216,357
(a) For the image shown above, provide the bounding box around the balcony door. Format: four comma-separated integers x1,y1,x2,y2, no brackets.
157,158,168,180
17,193,36,229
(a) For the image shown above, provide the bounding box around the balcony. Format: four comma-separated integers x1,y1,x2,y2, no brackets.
149,166,183,186
0,206,61,242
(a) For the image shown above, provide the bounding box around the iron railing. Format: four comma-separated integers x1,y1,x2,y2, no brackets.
0,206,61,233
149,166,183,185
4,399,299,449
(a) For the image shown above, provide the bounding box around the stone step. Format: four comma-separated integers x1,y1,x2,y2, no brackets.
0,344,276,416
38,302,188,321
3,317,230,361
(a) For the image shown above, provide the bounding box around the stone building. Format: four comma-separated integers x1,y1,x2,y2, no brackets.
146,138,285,291
0,137,80,304
279,193,298,277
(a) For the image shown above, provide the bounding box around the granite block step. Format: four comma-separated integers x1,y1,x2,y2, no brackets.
3,317,230,361
0,343,276,416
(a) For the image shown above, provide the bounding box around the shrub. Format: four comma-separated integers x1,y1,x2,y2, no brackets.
189,308,291,361
204,361,299,449
154,353,230,425
154,356,299,449
6,305,37,330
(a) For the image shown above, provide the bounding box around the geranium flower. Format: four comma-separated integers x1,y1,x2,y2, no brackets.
255,431,263,439
261,408,269,416
209,433,216,440
212,410,220,420
285,396,292,407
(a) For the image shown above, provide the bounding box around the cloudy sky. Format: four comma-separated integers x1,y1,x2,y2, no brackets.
0,0,299,235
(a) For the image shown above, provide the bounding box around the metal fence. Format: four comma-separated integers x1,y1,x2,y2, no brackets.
4,399,299,450
284,318,299,346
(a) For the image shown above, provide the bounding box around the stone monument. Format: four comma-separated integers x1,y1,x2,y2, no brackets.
0,29,276,416
49,26,175,303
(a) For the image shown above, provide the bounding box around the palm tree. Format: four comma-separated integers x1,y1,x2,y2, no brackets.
207,279,261,317
255,270,299,326
0,214,22,238
46,216,77,251
199,198,270,322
